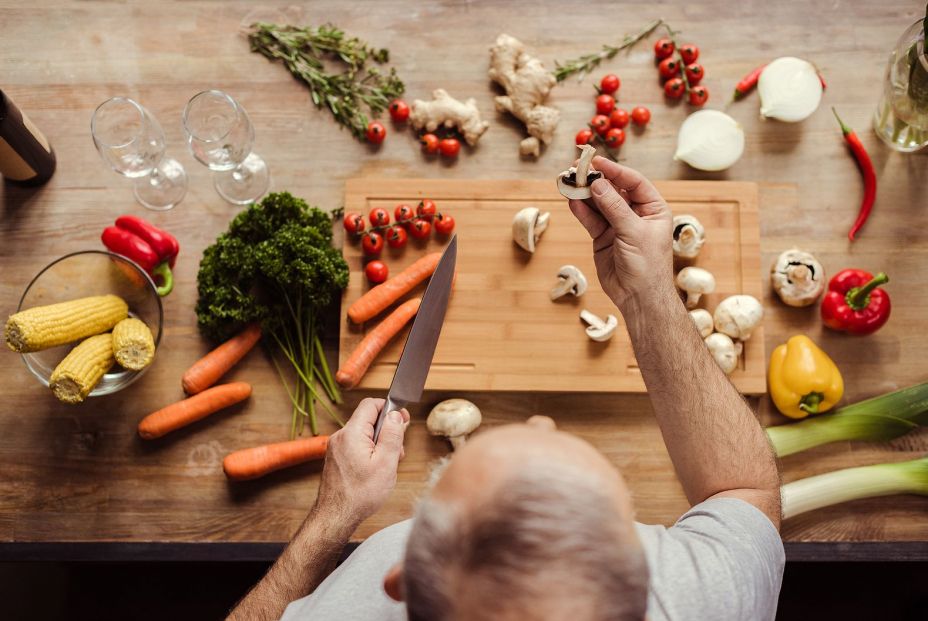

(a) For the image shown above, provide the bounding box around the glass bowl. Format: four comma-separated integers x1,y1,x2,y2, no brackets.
15,250,164,397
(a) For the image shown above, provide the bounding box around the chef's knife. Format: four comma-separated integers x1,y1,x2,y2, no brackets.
373,234,457,442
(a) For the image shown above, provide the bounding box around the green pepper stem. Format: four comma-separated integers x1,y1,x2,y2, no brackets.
799,392,823,414
846,272,889,310
831,106,852,136
152,262,174,296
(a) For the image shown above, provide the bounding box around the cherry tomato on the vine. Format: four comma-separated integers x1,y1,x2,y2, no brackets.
595,94,616,115
664,78,686,99
688,85,709,106
439,137,461,158
409,218,432,239
368,207,390,227
590,114,611,136
604,128,626,149
575,128,595,145
631,106,651,126
609,108,630,129
417,199,437,218
658,57,682,80
420,133,439,154
386,225,408,249
365,260,388,284
366,120,386,144
394,204,415,224
343,212,365,235
654,38,675,60
361,231,384,256
684,63,704,85
434,213,455,235
599,74,620,95
679,43,700,65
388,99,410,122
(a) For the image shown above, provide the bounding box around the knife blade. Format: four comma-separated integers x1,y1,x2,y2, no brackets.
373,234,457,442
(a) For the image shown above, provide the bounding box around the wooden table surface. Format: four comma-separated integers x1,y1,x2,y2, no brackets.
1,0,927,562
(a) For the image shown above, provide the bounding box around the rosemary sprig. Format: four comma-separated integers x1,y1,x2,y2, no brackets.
247,22,405,141
554,19,664,82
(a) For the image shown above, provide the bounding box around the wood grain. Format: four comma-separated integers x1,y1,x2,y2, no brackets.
0,0,926,555
340,178,766,393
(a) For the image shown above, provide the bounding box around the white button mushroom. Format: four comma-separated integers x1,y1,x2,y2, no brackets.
770,248,826,307
676,267,716,309
556,144,602,200
688,309,714,338
512,207,550,253
550,265,588,300
704,332,743,375
426,399,482,450
580,310,618,342
672,215,706,259
713,295,764,341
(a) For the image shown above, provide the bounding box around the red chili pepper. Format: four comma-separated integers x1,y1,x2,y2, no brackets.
821,269,891,336
732,64,767,101
115,215,179,268
832,108,877,241
101,215,178,296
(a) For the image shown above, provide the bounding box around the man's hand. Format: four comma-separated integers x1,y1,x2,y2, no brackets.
568,157,675,312
315,398,410,525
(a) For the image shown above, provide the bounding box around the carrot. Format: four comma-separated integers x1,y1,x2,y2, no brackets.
337,298,421,389
222,435,329,481
138,382,252,439
347,253,440,324
182,323,262,394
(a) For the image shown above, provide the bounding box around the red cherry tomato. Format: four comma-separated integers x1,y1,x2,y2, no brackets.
688,85,709,106
420,133,439,154
664,78,685,99
361,231,384,256
595,94,616,115
658,57,682,80
388,99,410,123
609,108,630,129
679,44,700,65
366,120,386,144
386,225,408,248
365,260,388,284
654,38,675,60
417,199,437,218
590,114,611,136
394,204,415,224
599,74,620,95
343,212,366,235
604,128,626,149
684,63,704,85
439,137,461,158
631,106,651,126
575,128,595,145
409,218,432,239
434,213,455,235
368,207,390,227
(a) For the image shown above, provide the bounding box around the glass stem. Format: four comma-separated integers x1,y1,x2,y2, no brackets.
231,161,252,184
149,166,164,188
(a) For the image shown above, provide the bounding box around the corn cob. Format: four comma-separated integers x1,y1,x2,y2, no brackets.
5,295,128,353
49,334,115,404
112,318,155,371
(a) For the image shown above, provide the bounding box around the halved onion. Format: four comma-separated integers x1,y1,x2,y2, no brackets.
758,57,823,122
674,110,745,171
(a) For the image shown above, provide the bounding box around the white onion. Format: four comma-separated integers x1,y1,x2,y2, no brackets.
758,57,823,122
673,110,745,171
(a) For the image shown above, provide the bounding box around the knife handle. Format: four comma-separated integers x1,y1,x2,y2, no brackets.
373,396,404,444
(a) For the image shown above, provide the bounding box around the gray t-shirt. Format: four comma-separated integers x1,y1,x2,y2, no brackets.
281,497,784,621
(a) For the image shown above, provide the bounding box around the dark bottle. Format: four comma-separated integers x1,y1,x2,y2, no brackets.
0,89,56,186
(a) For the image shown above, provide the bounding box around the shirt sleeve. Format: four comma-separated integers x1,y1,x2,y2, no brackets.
635,497,785,621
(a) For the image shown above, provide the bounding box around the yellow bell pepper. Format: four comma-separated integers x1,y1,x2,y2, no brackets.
768,335,844,419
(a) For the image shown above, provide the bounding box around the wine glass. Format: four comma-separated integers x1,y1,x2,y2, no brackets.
91,97,188,211
182,90,270,205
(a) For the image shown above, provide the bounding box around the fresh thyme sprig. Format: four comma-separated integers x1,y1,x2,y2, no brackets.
554,19,664,82
247,22,405,141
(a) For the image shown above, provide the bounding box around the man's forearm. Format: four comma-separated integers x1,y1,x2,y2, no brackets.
227,503,358,621
620,285,780,524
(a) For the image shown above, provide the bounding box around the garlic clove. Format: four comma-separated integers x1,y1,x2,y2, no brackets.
758,57,823,123
674,110,745,172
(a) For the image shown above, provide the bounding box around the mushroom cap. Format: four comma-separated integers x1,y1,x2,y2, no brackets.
556,144,600,200
550,265,588,299
512,207,550,253
580,310,618,341
713,295,764,340
705,332,740,375
557,171,595,200
770,248,825,307
688,309,714,338
672,215,706,259
427,399,482,446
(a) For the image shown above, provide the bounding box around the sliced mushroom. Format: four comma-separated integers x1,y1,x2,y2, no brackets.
556,144,602,200
714,295,764,341
676,267,716,308
672,215,706,259
512,207,550,253
580,310,618,342
426,399,482,450
705,332,743,375
771,248,825,307
688,309,714,338
550,265,588,300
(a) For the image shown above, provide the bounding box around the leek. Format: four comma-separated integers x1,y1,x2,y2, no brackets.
766,382,928,457
782,456,928,519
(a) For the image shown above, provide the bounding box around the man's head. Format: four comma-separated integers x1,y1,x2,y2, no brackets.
384,418,649,621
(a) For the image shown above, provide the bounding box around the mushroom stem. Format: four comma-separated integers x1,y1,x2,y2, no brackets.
580,309,606,329
575,144,596,188
785,263,812,283
449,435,467,450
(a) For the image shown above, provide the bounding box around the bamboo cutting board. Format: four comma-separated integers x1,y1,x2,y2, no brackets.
340,178,765,394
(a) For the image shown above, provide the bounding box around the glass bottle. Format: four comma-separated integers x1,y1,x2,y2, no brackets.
873,13,928,152
0,89,56,186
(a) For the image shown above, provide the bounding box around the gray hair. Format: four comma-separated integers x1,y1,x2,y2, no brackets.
403,465,649,621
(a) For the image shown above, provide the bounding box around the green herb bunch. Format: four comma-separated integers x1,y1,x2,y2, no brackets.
248,22,405,140
196,192,349,437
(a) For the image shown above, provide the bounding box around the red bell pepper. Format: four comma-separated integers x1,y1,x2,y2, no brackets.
101,216,179,296
821,269,891,335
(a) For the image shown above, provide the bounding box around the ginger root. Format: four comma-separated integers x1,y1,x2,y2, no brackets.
409,89,489,146
488,33,559,158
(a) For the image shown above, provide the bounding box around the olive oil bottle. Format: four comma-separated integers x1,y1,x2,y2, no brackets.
0,89,56,186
